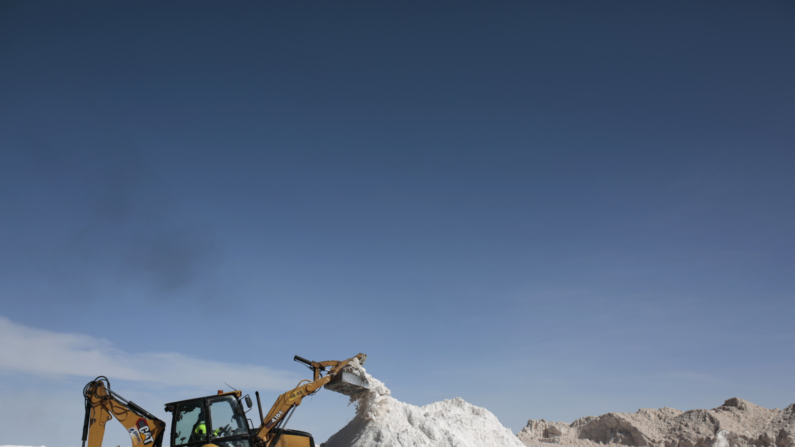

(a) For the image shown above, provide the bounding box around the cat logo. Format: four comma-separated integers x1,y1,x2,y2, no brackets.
136,419,155,444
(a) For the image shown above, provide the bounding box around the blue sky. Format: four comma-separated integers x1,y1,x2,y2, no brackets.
1,1,794,446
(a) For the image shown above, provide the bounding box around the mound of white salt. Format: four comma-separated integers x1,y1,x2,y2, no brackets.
322,360,522,447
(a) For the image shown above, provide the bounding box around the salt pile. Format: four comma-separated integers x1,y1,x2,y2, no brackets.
517,398,795,447
322,359,523,447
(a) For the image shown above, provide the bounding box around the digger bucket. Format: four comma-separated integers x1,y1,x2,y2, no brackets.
324,371,370,396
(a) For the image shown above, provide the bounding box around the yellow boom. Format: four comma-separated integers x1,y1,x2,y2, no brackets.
82,377,166,447
254,353,367,446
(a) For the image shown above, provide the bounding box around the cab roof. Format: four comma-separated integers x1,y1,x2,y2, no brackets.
164,390,242,410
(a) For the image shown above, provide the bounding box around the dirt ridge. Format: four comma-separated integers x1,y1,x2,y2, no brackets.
518,398,795,447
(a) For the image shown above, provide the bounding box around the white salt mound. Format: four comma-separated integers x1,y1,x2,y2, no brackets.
322,359,523,447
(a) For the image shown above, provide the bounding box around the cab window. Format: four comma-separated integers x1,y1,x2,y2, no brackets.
173,400,206,446
209,396,249,438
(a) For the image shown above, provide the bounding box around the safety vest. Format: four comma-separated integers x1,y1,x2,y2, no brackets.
194,422,221,437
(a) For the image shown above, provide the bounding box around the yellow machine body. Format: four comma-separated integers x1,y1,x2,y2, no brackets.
83,353,368,447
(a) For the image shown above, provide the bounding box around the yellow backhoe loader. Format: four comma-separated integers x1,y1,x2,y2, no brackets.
82,353,369,447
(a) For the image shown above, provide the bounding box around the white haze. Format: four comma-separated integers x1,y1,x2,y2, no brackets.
0,316,298,391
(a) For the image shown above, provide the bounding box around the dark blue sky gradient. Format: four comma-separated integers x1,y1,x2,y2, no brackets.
1,1,794,442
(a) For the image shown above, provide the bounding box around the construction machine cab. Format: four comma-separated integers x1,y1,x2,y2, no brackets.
165,391,252,447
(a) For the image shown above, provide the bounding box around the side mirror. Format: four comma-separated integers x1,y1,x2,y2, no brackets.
245,395,253,409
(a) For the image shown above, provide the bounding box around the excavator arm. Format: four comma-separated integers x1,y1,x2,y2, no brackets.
82,377,166,447
253,353,368,446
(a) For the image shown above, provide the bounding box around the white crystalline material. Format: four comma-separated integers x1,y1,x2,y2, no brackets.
322,359,523,447
715,430,730,447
